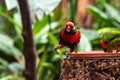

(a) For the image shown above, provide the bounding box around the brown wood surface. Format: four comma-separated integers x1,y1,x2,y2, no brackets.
70,50,120,59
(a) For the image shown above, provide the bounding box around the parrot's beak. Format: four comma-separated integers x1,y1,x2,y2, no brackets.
66,26,71,32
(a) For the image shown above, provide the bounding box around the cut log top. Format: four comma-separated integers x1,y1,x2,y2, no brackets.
70,50,120,59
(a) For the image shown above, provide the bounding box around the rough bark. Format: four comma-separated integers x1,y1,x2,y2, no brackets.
76,0,95,29
60,59,120,80
18,0,36,80
60,51,120,80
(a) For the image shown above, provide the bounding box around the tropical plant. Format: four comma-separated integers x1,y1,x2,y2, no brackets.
0,0,62,80
1,0,120,80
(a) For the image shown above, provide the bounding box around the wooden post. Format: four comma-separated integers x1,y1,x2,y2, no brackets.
18,0,36,80
60,51,120,80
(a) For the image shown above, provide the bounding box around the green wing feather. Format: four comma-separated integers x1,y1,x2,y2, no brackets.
101,30,120,42
107,37,120,51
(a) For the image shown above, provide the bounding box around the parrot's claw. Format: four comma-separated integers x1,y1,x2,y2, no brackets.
65,52,70,59
54,45,60,50
54,45,61,54
71,52,77,54
69,51,77,54
115,50,119,53
54,44,64,54
65,51,77,59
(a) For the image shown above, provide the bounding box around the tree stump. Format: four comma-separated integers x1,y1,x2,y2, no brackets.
60,51,120,80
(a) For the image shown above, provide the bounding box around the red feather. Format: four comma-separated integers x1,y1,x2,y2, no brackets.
100,39,107,49
59,29,80,49
55,22,81,54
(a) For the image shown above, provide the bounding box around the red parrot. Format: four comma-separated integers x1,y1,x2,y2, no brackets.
55,22,80,54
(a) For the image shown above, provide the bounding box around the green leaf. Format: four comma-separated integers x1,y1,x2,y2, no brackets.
8,62,23,75
0,33,22,56
105,3,120,22
37,52,47,80
0,11,22,38
96,0,106,8
80,28,100,40
104,3,120,27
13,12,22,37
34,22,58,43
0,58,8,66
42,63,54,71
0,33,14,55
87,6,108,20
1,75,25,80
52,54,64,62
77,33,92,51
47,32,58,46
33,16,48,40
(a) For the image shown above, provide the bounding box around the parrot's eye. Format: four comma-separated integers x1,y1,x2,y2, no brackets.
70,26,75,30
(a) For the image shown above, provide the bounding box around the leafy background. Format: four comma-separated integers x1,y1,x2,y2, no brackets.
0,0,120,80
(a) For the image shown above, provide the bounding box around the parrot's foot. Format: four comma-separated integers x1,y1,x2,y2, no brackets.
65,52,77,59
54,44,64,54
70,51,77,54
107,50,113,53
54,45,61,54
115,50,119,53
66,52,70,59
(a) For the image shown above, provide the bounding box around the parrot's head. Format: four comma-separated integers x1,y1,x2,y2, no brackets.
64,22,75,34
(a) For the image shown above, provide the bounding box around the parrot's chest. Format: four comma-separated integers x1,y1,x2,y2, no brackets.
61,34,76,43
60,33,80,47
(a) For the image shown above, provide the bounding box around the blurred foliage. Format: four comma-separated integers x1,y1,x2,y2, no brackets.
0,0,120,80
87,0,120,50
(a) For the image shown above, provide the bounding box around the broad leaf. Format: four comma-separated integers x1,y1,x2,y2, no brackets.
105,2,120,22
37,52,47,80
80,28,100,40
35,22,58,43
104,3,120,27
8,62,23,75
47,32,58,46
0,33,22,56
1,75,24,80
77,33,92,51
13,12,22,38
0,11,22,38
33,15,49,39
87,6,108,21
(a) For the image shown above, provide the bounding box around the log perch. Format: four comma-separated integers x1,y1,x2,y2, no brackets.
60,51,120,80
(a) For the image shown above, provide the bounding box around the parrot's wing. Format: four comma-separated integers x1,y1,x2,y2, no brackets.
101,30,120,42
109,37,120,46
108,37,120,50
